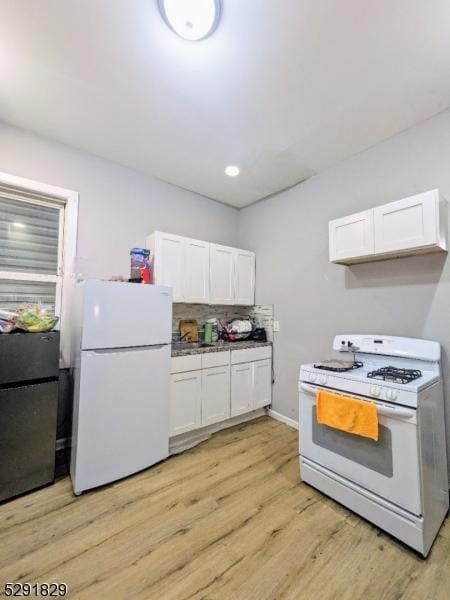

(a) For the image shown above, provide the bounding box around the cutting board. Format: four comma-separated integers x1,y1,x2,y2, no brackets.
179,319,199,343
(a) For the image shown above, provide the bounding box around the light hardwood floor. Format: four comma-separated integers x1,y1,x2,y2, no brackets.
1,417,450,599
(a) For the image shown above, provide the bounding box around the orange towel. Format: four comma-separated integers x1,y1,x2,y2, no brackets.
316,389,379,441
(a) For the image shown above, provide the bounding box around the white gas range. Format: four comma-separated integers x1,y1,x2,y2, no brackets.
298,334,449,557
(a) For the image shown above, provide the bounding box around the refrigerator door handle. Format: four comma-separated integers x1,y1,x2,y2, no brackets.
84,344,168,354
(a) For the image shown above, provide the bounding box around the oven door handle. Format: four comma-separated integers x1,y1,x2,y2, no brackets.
299,382,415,419
299,382,320,395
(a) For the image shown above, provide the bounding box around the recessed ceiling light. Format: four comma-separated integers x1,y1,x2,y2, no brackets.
12,222,26,228
158,0,222,41
225,165,240,177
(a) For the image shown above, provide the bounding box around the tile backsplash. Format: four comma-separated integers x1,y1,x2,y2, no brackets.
172,304,274,341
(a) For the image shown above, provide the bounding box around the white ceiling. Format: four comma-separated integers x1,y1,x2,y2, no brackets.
1,1,450,208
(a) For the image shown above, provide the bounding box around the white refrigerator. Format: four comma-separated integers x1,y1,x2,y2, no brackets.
70,280,172,495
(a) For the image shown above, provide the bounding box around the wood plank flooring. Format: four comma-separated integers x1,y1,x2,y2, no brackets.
1,417,450,599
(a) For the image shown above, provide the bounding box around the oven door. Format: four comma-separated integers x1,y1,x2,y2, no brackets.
299,382,421,516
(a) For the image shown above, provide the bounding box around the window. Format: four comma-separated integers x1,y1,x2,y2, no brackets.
0,172,78,366
0,194,63,312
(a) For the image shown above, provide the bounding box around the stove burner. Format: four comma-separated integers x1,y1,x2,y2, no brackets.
314,361,364,373
367,366,422,385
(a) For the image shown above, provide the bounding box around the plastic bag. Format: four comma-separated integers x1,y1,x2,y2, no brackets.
15,306,59,333
0,319,15,333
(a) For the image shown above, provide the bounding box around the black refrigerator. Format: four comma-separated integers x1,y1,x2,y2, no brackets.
0,331,59,502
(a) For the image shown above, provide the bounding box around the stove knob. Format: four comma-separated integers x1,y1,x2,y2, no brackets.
386,389,398,401
318,375,328,385
370,385,381,397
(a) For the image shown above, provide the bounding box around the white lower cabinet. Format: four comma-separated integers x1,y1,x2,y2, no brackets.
253,359,272,408
170,347,272,435
201,366,231,426
230,363,253,417
169,371,202,436
231,359,272,416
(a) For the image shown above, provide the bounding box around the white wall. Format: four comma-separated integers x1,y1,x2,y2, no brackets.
0,122,239,279
239,108,450,448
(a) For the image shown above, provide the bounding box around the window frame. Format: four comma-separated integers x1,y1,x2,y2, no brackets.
0,171,79,368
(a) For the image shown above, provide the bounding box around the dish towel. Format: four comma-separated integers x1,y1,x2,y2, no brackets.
316,389,379,441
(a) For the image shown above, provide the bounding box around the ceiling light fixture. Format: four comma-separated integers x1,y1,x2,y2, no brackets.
225,165,240,177
158,0,222,41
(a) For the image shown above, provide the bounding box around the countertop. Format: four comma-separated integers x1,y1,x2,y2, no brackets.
171,340,272,357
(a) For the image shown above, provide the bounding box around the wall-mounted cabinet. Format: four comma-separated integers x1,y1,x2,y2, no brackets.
185,238,210,303
329,190,447,265
169,346,271,436
210,244,255,305
329,210,374,263
147,232,255,305
209,244,234,304
147,232,209,303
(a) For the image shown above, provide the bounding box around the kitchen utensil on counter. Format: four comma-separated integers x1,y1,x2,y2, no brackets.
179,319,199,343
252,327,267,342
229,319,252,340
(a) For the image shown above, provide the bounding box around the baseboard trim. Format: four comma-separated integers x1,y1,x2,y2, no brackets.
267,409,298,430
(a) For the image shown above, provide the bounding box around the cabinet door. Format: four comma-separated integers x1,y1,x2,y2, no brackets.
234,250,255,306
210,244,235,305
154,232,186,302
231,363,253,416
201,366,230,426
374,191,438,254
329,210,374,263
185,238,210,304
169,372,201,436
252,359,272,409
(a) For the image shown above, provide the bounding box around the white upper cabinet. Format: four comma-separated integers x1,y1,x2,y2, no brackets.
149,232,255,305
210,244,235,305
374,190,445,255
185,238,210,303
329,190,447,265
148,232,210,304
147,232,186,302
329,210,374,263
234,250,256,306
210,244,256,306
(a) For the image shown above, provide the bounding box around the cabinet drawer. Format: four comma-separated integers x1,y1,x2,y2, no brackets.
231,346,272,365
171,354,202,374
201,351,230,369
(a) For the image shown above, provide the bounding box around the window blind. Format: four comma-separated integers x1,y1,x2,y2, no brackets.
0,280,57,311
0,195,59,274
